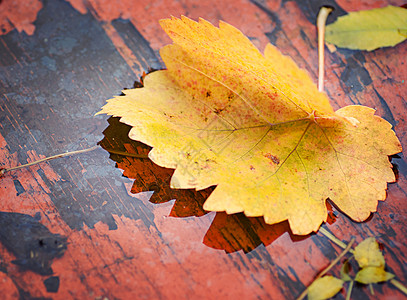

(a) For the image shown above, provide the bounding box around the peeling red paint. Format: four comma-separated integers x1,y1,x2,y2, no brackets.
0,133,64,229
0,0,42,35
0,272,19,299
65,0,273,57
1,0,406,298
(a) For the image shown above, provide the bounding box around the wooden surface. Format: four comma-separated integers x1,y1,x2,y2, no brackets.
0,0,406,299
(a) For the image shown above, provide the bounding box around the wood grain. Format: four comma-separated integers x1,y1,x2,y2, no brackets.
0,0,406,299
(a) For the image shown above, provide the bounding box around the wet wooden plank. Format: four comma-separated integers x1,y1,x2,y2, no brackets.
0,0,406,299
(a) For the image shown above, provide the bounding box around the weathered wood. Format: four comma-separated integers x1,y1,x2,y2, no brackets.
0,0,406,299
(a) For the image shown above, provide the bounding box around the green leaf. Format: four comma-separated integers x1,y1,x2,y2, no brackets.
308,276,343,300
354,237,385,269
340,260,352,282
325,6,407,51
355,267,395,284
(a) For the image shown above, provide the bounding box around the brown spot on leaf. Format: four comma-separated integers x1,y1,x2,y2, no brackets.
214,108,224,114
264,153,280,165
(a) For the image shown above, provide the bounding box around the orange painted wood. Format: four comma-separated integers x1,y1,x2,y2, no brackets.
0,0,406,299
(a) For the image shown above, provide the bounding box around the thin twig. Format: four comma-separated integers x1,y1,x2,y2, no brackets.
321,238,355,278
296,238,355,300
346,280,354,300
317,6,333,92
319,227,352,253
103,148,149,158
390,279,407,296
0,145,98,176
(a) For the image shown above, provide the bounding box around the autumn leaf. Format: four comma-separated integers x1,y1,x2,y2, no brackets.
353,237,394,284
98,16,402,235
307,276,343,300
325,6,407,51
354,237,385,269
355,267,394,284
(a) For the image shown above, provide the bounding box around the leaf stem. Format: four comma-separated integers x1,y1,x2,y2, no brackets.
317,6,333,92
369,283,374,295
390,279,407,296
103,148,149,158
0,145,98,176
321,238,355,278
319,227,352,252
346,280,354,300
296,238,355,300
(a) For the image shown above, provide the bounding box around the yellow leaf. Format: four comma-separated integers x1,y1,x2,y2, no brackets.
98,17,402,235
354,237,385,268
325,6,407,51
307,276,343,300
355,267,395,284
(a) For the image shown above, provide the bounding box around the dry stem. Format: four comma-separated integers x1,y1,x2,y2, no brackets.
317,6,333,92
0,145,98,176
0,146,150,177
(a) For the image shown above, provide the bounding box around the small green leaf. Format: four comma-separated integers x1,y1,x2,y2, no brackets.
355,267,395,284
308,276,343,300
325,6,407,51
340,260,352,282
354,237,385,269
